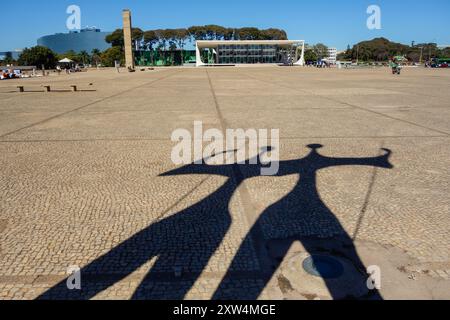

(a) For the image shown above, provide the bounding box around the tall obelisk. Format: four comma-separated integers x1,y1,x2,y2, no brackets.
122,9,135,70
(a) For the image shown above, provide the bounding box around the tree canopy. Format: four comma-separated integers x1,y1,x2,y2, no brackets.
18,46,58,68
107,25,289,52
100,46,124,67
304,48,318,62
105,28,144,48
312,43,329,60
338,38,450,62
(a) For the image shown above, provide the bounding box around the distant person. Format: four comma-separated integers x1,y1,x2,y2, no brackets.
389,59,401,75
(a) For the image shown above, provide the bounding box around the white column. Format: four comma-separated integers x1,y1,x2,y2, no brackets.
196,42,206,67
294,41,305,66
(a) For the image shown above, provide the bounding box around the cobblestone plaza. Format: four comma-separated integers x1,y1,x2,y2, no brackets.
0,67,449,300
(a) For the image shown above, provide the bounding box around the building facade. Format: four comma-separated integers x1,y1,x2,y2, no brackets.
0,51,22,61
325,47,337,64
196,40,305,67
37,28,111,54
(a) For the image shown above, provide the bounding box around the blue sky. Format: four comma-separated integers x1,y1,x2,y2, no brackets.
1,0,449,52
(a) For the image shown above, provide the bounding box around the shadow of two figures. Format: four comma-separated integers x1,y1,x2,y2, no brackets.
38,144,393,300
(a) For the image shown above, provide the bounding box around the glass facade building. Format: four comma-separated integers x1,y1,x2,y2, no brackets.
135,50,197,67
0,51,22,61
37,28,112,54
195,40,305,67
217,44,280,64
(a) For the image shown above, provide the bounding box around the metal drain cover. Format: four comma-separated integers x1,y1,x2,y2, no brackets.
302,255,345,279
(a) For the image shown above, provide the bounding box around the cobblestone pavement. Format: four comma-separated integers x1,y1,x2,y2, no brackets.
0,67,449,300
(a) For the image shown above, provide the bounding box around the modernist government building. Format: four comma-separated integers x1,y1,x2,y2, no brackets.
37,28,111,54
195,40,305,67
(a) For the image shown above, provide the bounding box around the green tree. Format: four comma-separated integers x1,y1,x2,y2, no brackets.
223,28,235,40
78,50,91,65
18,46,58,69
169,42,177,50
261,28,288,40
304,49,318,62
406,50,420,62
174,29,189,63
313,43,329,60
153,29,164,51
100,47,124,67
143,31,159,65
91,49,101,66
417,43,439,61
143,30,159,50
347,38,411,62
132,28,144,50
236,27,261,40
174,29,189,49
153,29,167,50
159,29,178,65
438,47,450,58
164,29,178,49
188,26,207,41
105,28,144,49
185,25,288,41
105,29,124,47
204,25,226,40
336,52,347,61
156,29,177,54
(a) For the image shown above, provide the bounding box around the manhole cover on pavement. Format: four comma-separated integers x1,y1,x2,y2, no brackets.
302,255,345,279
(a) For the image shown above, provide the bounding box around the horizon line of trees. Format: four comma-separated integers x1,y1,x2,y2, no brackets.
303,44,329,62
103,25,288,66
338,37,450,62
105,25,289,52
11,46,105,69
4,36,450,69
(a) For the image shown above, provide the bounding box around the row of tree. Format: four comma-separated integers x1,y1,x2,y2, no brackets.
105,25,288,51
55,49,103,65
6,42,326,69
303,44,329,62
102,25,288,66
6,37,449,68
16,46,59,69
6,46,120,69
338,38,450,62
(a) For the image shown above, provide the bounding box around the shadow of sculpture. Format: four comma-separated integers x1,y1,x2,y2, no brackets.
37,158,239,300
37,144,392,300
212,144,393,300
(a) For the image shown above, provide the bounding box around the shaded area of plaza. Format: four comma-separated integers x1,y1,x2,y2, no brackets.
0,67,449,299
